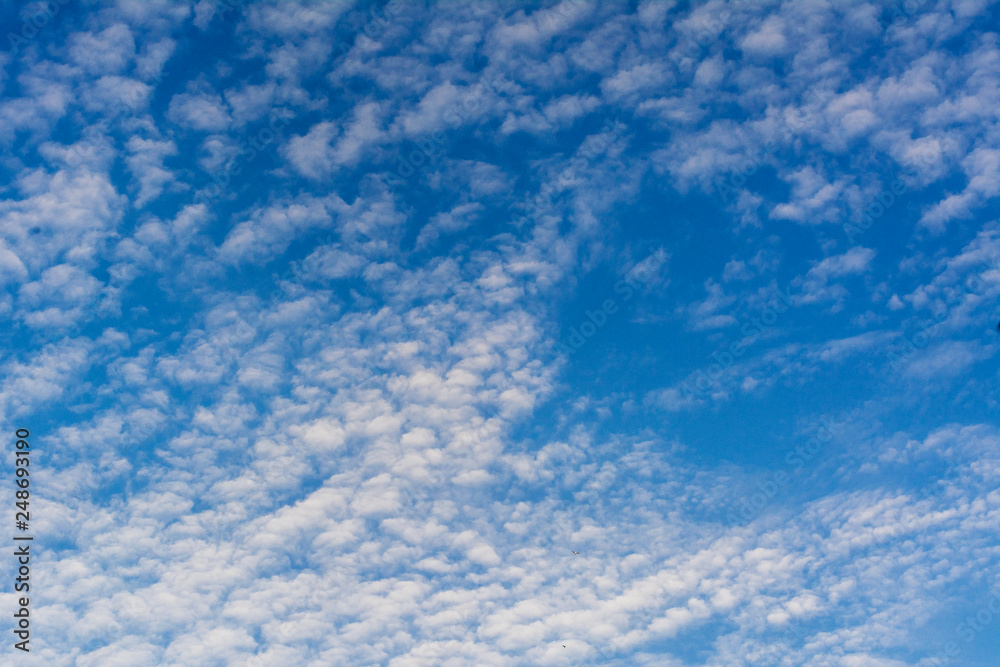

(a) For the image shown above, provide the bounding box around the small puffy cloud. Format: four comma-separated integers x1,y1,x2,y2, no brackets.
283,103,385,179
396,81,490,136
416,202,483,249
79,76,152,115
0,240,28,285
684,278,737,331
283,121,339,178
921,148,1000,231
68,24,136,75
740,16,787,57
167,89,231,132
298,244,367,280
224,81,277,125
217,197,333,265
601,63,671,103
898,339,995,379
135,38,176,80
796,247,876,310
769,167,845,224
723,259,753,282
125,137,178,207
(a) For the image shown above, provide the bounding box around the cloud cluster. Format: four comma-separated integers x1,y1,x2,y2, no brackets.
0,0,998,664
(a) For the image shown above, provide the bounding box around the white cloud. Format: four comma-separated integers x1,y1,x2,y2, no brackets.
740,16,788,57
685,278,737,330
284,102,385,179
167,89,231,132
68,24,136,76
217,197,334,265
125,136,178,207
4,3,1000,665
796,247,876,309
921,147,1000,230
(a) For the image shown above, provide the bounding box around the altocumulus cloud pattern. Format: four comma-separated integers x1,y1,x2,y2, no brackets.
1,0,1000,665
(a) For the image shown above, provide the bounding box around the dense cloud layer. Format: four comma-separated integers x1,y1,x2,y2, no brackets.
1,0,999,665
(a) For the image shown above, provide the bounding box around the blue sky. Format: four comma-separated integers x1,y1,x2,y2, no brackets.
1,0,1000,664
